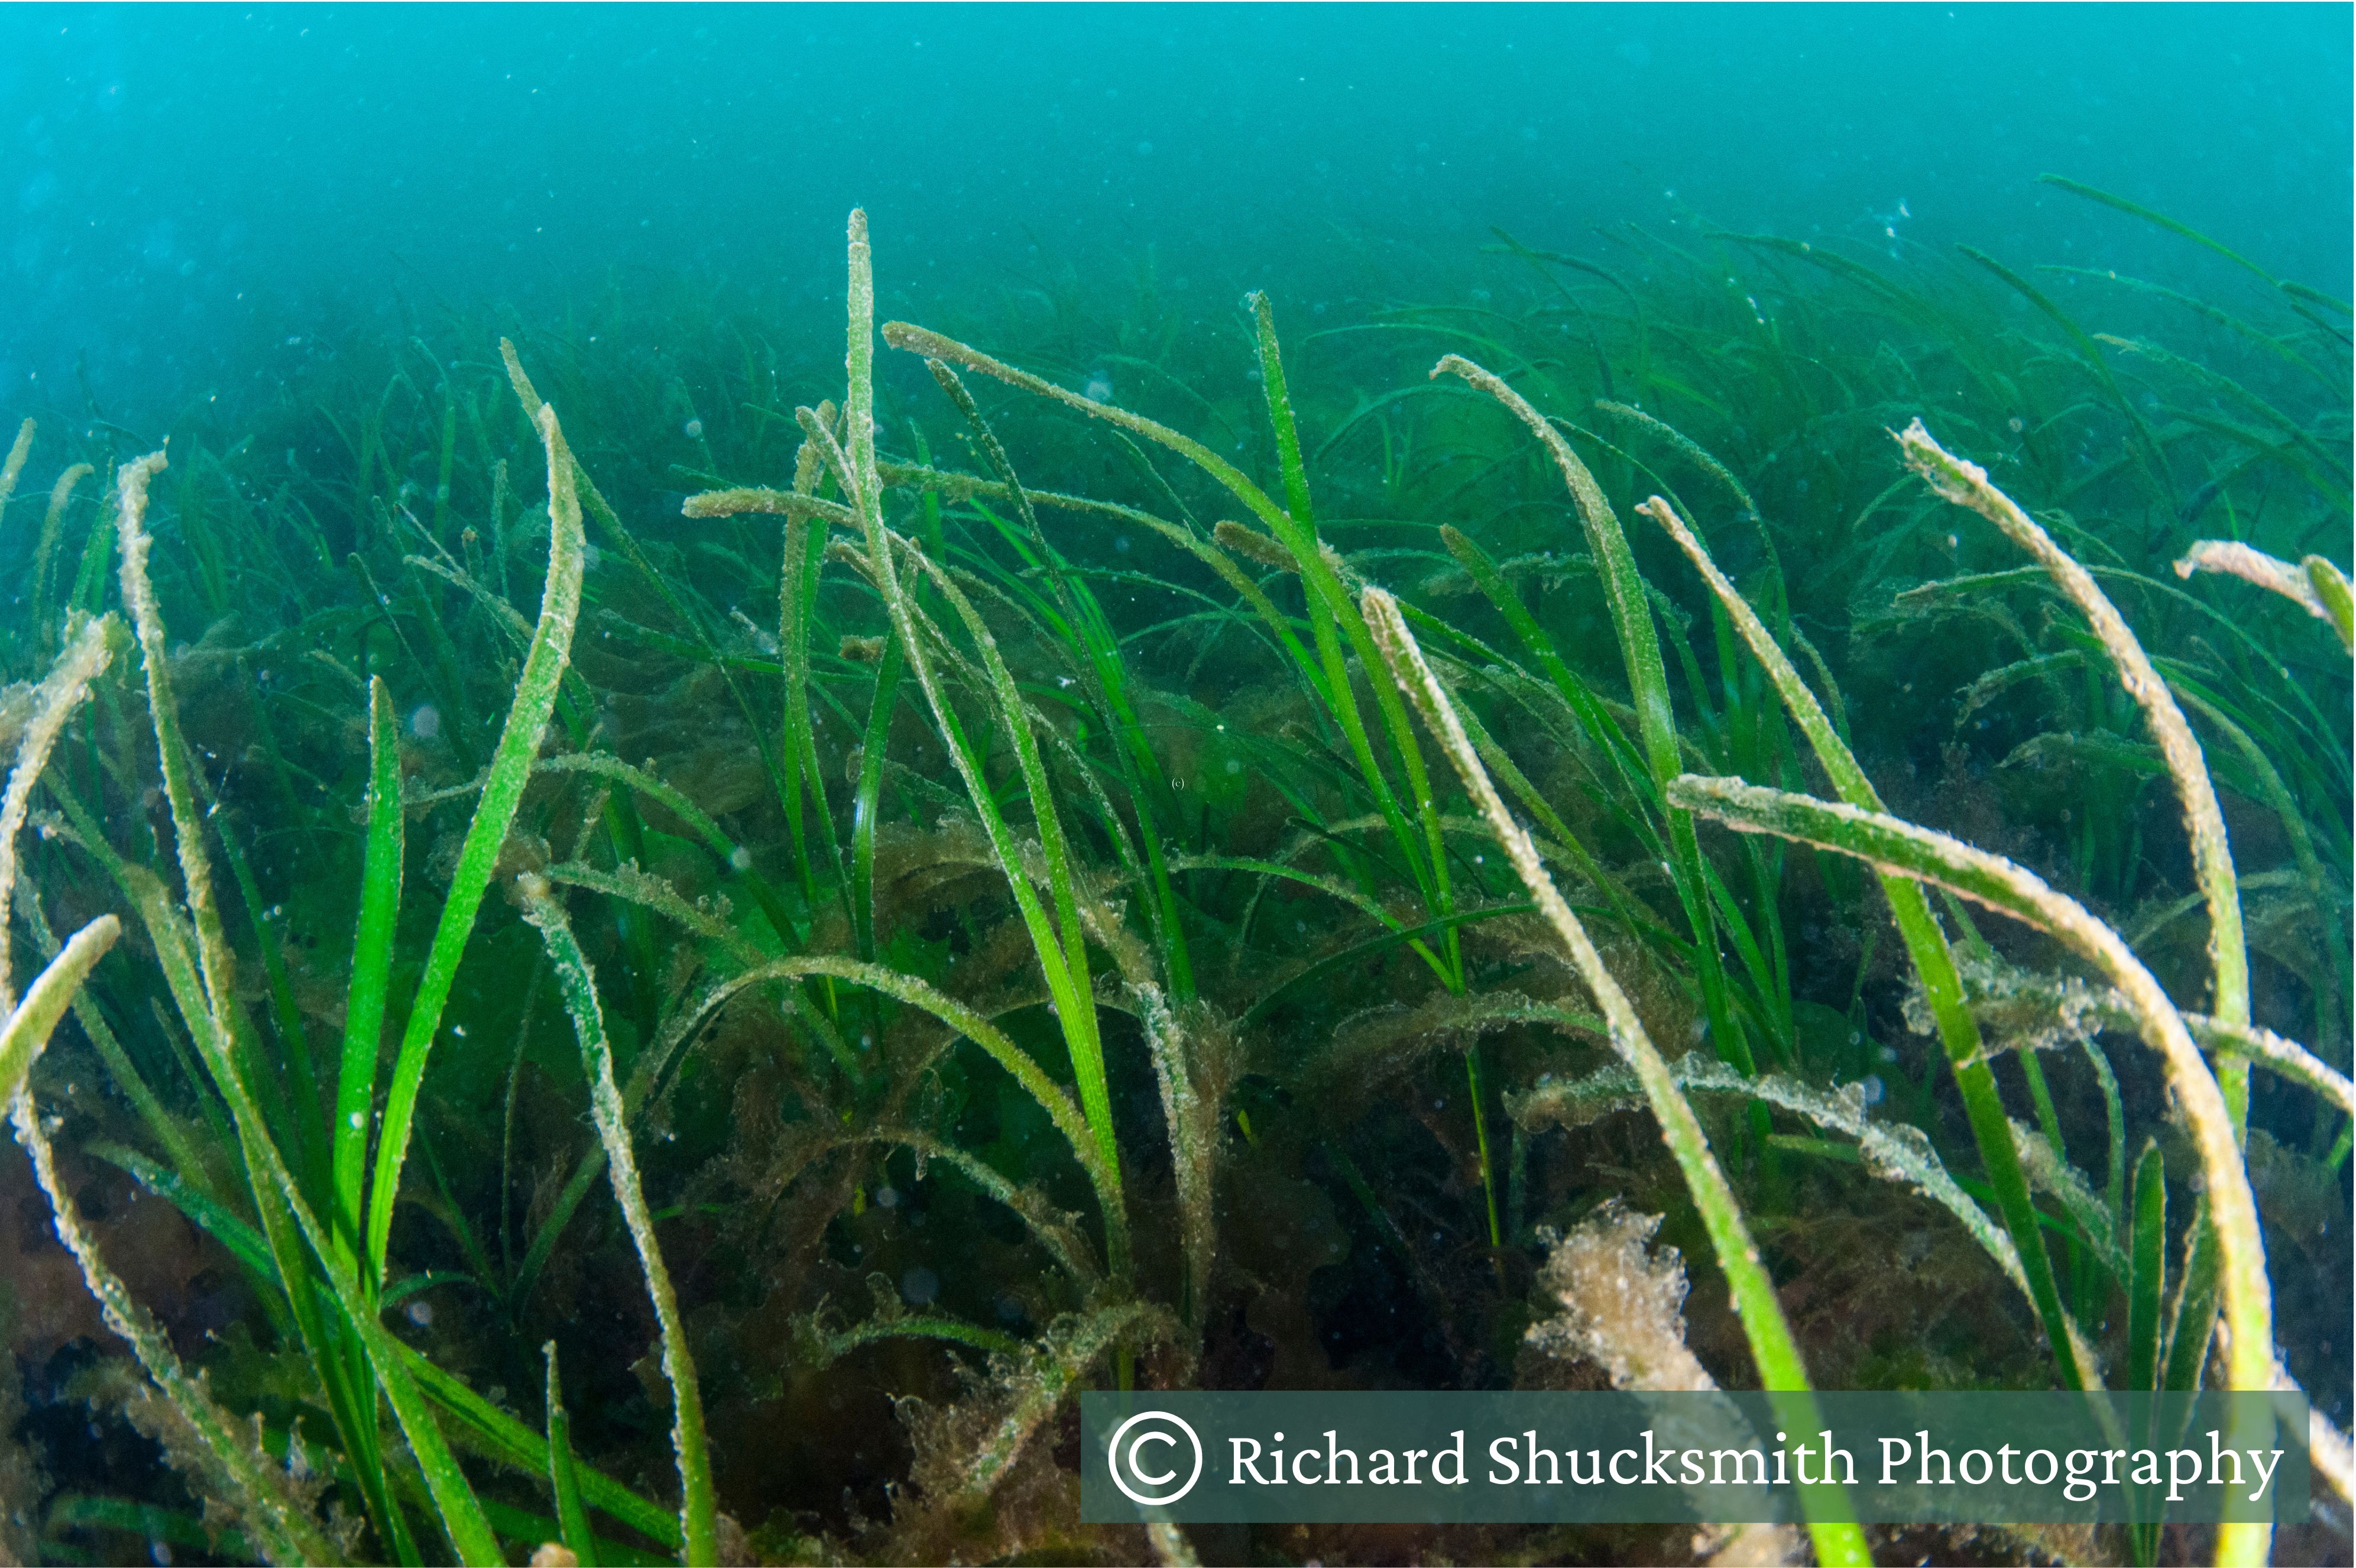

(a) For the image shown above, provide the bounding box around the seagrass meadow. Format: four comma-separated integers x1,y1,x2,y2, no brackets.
0,173,2351,1568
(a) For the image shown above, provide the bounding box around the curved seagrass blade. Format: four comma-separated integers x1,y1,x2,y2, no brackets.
1664,774,2276,1434
1638,492,2094,1389
1362,584,1871,1568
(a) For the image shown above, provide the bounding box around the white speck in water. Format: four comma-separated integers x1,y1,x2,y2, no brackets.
876,1186,900,1209
1113,534,1131,553
683,418,704,439
728,845,753,872
407,704,440,740
406,1300,433,1327
349,1111,365,1130
1224,757,1242,775
1859,1075,1886,1107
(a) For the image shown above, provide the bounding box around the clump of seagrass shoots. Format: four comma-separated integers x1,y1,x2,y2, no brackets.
0,184,2343,1568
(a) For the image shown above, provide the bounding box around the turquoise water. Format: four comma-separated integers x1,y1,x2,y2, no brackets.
6,5,2349,416
0,7,2348,1567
